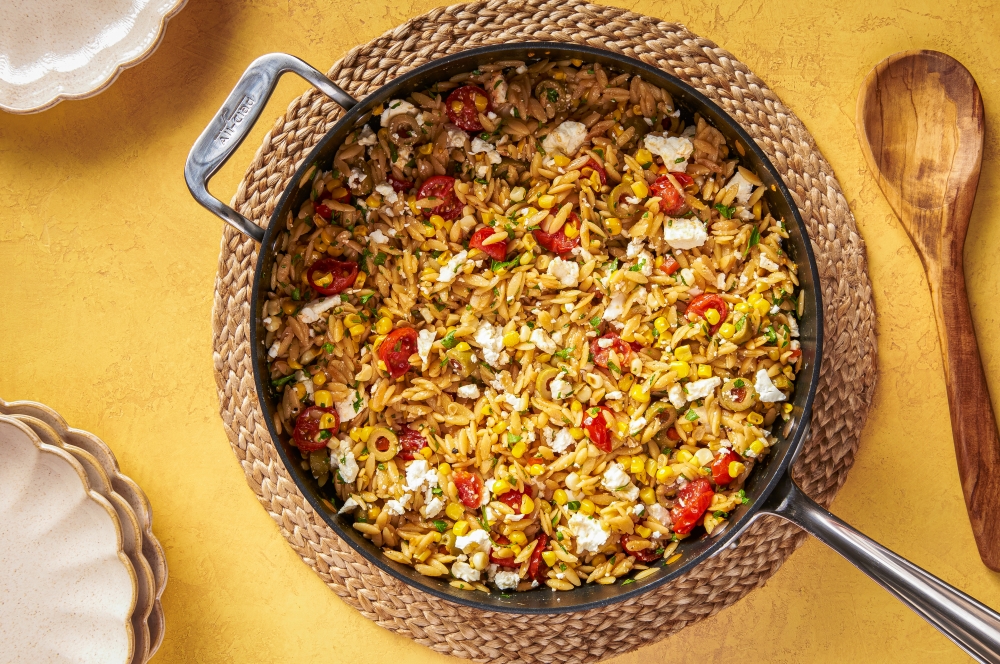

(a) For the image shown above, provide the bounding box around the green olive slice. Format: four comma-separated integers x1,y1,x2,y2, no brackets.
370,426,400,461
535,367,561,399
719,378,757,412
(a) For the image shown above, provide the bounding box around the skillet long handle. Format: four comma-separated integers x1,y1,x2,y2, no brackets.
762,474,1000,663
184,53,356,243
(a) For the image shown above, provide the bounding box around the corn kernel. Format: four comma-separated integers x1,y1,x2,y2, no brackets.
635,148,653,166
365,195,380,208
542,550,558,566
312,271,333,288
319,413,337,429
376,360,387,373
639,487,656,505
719,323,736,339
418,142,434,155
605,217,622,235
553,154,571,168
563,223,579,238
552,70,566,80
493,421,508,435
569,427,585,441
704,308,721,326
510,544,522,555
421,223,436,238
729,461,746,478
502,331,520,348
749,440,765,456
630,456,645,474
654,317,669,333
669,361,689,378
579,499,596,516
445,502,465,520
673,346,693,362
455,341,471,352
630,180,649,199
281,302,297,315
451,100,464,113
349,323,366,338
314,390,333,408
373,103,384,115
747,412,764,425
312,372,327,386
676,450,694,463
420,446,434,459
553,489,569,505
369,506,381,521
655,466,673,483
754,299,771,316
629,384,650,403
528,463,545,476
521,233,537,252
354,272,367,288
511,441,527,458
618,374,634,391
538,194,556,209
768,348,780,361
747,293,762,305
783,403,794,414
697,364,713,378
375,317,393,335
509,531,528,546
287,358,302,370
453,520,469,536
493,479,512,495
735,302,752,314
635,525,653,539
570,399,583,413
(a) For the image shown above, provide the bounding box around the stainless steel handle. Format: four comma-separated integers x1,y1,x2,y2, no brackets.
762,473,1000,663
184,53,357,243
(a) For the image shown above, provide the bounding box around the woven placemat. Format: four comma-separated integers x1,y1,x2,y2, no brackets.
211,2,878,661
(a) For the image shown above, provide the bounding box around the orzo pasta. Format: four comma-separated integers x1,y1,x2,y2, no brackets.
262,57,803,593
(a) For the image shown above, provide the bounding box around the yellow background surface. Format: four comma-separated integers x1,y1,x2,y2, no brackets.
2,0,999,661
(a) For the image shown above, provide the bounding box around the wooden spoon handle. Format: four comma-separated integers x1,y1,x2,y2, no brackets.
930,259,1000,571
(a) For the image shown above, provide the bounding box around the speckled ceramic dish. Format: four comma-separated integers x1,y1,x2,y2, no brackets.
0,415,137,663
0,0,187,114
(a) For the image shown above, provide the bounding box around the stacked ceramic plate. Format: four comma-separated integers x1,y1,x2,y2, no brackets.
0,399,167,664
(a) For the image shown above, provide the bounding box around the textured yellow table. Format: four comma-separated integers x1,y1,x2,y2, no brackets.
1,1,999,661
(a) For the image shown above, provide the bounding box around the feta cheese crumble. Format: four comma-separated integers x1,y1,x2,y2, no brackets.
758,253,781,272
451,561,480,582
646,503,671,524
494,570,520,590
455,529,492,555
437,250,469,284
474,320,507,368
546,256,580,287
335,389,367,423
569,513,609,554
663,218,708,250
724,169,755,204
457,384,481,399
601,463,640,501
368,228,390,244
298,295,342,324
416,328,436,365
357,125,377,146
529,328,557,354
754,369,787,402
549,377,573,400
470,137,503,165
542,121,588,156
550,427,576,453
374,183,398,204
404,459,439,493
333,440,359,483
685,376,721,402
602,293,626,322
643,135,694,171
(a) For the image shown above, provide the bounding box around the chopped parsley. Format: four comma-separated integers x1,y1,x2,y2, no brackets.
546,88,559,103
621,578,636,585
746,226,760,253
323,342,335,354
567,501,581,512
590,316,602,328
628,259,646,272
507,433,522,444
715,203,735,219
738,489,750,504
441,330,458,349
291,288,301,301
684,409,699,422
733,378,745,388
432,487,444,496
553,347,575,360
764,326,777,344
271,374,297,387
491,255,520,272
432,520,448,533
359,293,375,305
373,251,388,266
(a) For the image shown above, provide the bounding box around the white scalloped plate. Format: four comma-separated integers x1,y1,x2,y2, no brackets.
0,0,187,114
0,416,136,664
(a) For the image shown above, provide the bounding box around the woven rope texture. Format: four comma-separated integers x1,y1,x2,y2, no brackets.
211,1,877,661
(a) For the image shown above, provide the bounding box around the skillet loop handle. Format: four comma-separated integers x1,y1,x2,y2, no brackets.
184,53,357,243
763,474,1000,664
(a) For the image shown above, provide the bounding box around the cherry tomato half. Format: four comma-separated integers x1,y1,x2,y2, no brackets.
306,258,359,296
445,85,492,132
533,212,581,255
582,158,607,185
490,535,521,569
292,406,340,452
387,174,413,193
469,227,509,261
378,327,418,379
397,427,428,461
314,203,333,220
620,534,661,563
583,405,615,453
670,477,715,535
497,486,530,512
686,293,729,335
590,332,634,371
650,172,694,216
711,449,742,486
417,175,463,221
453,469,485,509
660,255,680,275
526,532,549,582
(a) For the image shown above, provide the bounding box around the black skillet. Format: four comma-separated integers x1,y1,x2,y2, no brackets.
185,43,1000,661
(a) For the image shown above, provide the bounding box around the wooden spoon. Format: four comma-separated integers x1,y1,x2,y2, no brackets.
856,50,1000,570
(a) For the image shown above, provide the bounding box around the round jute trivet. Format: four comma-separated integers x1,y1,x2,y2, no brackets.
211,2,878,661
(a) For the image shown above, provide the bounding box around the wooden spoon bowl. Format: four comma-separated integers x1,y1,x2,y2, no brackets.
856,50,1000,570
